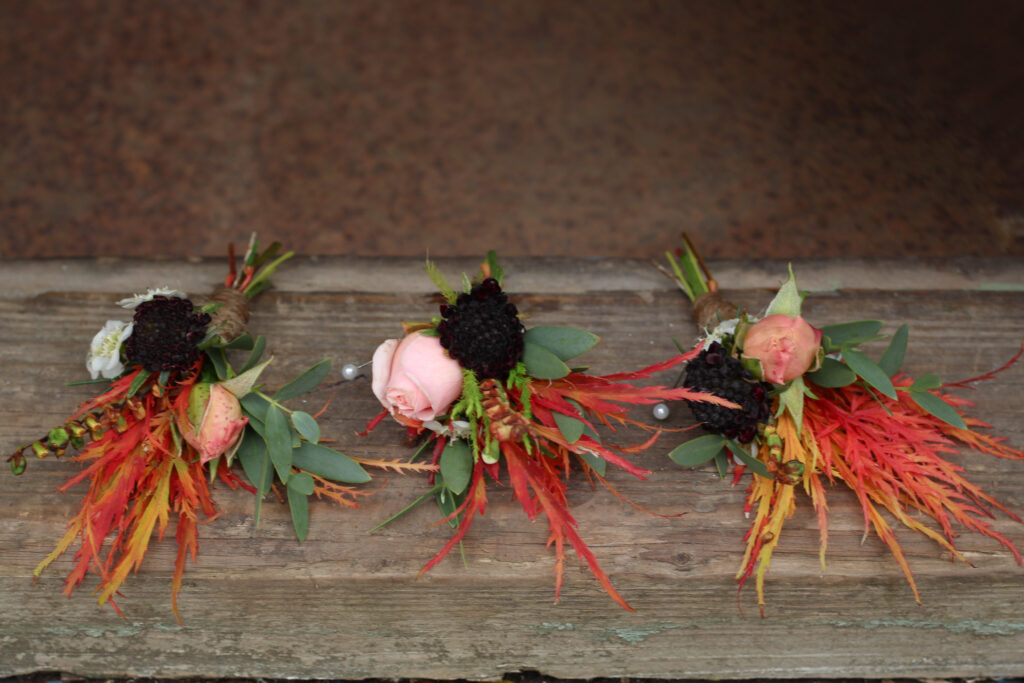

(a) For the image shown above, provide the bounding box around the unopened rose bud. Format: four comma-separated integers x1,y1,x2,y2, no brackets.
743,314,823,385
180,383,248,464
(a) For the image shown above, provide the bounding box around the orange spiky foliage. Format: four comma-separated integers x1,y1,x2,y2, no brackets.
738,369,1024,615
33,366,248,623
367,252,739,609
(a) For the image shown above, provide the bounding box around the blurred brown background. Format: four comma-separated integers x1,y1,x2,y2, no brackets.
2,0,1023,261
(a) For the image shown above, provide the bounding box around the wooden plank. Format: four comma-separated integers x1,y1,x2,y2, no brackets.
1,257,1023,679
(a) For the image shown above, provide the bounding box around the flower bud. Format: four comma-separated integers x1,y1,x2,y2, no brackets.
743,314,822,384
181,383,248,464
48,427,70,448
9,452,26,475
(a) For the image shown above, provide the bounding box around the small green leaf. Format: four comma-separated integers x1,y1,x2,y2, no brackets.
436,487,460,528
223,333,256,350
485,250,504,284
522,341,570,380
821,320,884,350
274,359,332,402
240,335,268,373
207,348,229,380
287,471,316,496
579,451,607,476
668,434,727,467
523,326,599,362
291,411,320,443
878,324,908,377
236,429,273,495
910,374,942,391
724,440,770,478
776,377,807,436
842,348,897,399
221,358,273,399
440,439,473,495
553,402,585,444
764,264,803,318
264,404,294,483
241,392,270,422
911,390,967,430
806,357,857,388
292,442,371,483
580,421,602,443
126,370,153,399
286,486,310,542
713,450,730,478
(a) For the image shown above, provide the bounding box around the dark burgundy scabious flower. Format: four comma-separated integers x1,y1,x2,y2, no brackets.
437,278,524,381
684,341,771,443
124,296,211,373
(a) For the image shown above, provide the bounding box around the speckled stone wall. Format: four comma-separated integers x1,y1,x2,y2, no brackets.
2,0,1022,260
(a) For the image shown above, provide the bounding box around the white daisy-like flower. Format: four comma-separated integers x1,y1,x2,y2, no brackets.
701,317,743,349
117,287,186,309
86,320,134,379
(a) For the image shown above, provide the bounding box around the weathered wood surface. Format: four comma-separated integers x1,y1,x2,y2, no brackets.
1,256,1023,679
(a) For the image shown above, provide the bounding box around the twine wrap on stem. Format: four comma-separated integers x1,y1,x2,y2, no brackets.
691,290,738,331
207,287,250,342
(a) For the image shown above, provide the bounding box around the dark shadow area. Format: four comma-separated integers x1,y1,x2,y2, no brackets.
2,1,1022,261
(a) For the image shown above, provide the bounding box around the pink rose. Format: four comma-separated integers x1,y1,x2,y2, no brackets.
372,332,464,422
182,383,249,464
743,314,822,384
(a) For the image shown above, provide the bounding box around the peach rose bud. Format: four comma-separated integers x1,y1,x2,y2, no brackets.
743,314,822,384
183,382,249,464
372,332,464,422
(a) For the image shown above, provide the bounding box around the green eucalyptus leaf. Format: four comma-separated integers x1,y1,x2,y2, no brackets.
287,471,316,496
223,333,256,350
240,335,268,373
668,434,726,467
724,440,770,478
806,357,857,388
579,451,607,476
286,485,310,542
440,439,473,495
436,487,460,528
553,410,585,444
878,324,908,377
236,429,273,495
241,393,270,422
522,341,570,380
821,320,884,350
713,450,730,478
523,326,599,362
842,348,897,399
911,390,967,430
207,347,229,380
274,359,332,402
291,411,321,443
292,442,371,484
910,374,942,391
264,404,294,483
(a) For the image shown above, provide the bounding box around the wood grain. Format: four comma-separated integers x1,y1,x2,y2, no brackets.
1,257,1023,679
